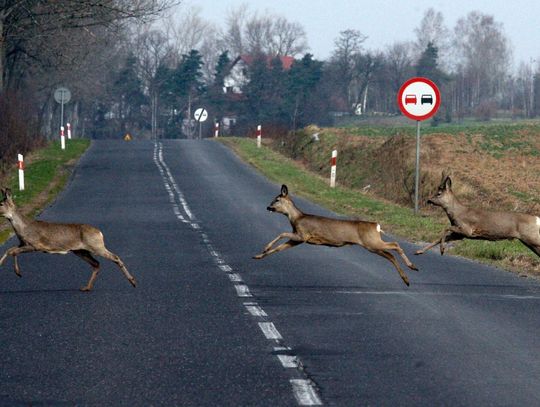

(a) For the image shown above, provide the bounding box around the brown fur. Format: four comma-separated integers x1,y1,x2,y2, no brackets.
254,185,417,286
0,188,136,291
415,174,540,257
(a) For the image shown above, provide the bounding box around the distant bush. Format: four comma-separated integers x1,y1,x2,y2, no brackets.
0,92,44,175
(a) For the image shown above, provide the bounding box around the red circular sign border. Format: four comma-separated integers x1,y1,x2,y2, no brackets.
397,77,441,121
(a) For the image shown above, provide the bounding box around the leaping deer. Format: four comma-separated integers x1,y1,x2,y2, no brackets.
253,185,418,286
0,188,137,291
415,173,540,257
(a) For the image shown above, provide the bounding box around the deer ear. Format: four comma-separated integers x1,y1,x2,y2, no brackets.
444,176,452,189
281,184,288,196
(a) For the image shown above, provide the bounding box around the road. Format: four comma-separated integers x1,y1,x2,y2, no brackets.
1,139,539,406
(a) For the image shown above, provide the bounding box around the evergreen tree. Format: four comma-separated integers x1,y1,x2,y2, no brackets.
286,54,323,129
208,51,231,125
112,53,147,135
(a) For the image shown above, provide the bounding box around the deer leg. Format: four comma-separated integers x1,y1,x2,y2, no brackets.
0,245,36,277
382,242,418,271
521,241,540,258
73,250,101,292
95,248,137,288
439,229,465,255
415,229,463,255
372,249,410,286
253,240,302,259
254,232,303,259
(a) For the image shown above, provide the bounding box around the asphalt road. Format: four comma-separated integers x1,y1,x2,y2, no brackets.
1,139,539,406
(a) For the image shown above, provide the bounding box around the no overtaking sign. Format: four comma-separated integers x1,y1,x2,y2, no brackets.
397,77,440,121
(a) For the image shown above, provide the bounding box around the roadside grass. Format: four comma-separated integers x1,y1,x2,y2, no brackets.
0,139,90,243
219,137,539,276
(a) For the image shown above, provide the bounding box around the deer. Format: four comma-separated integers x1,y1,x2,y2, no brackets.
415,173,540,257
0,188,137,292
253,184,418,286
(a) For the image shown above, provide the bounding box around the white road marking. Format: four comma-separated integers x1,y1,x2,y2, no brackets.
258,322,283,340
332,290,540,300
228,273,243,283
154,141,323,406
290,379,323,406
277,354,299,368
244,303,268,317
234,284,252,297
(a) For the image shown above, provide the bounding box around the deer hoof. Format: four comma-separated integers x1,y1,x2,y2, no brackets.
129,277,137,288
414,250,423,255
253,254,264,260
409,264,419,271
79,286,92,292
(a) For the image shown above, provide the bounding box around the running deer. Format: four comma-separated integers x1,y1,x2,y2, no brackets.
0,188,137,291
415,174,540,257
253,185,418,286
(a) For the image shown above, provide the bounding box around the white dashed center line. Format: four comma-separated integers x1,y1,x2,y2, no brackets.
154,142,323,405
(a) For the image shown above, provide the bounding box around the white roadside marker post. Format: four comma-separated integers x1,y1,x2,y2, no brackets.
60,126,66,150
330,149,337,188
214,122,219,138
18,154,24,191
67,122,72,139
256,125,262,148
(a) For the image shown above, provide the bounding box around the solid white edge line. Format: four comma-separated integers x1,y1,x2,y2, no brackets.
290,379,323,406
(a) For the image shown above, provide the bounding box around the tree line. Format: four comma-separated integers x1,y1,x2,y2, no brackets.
1,4,539,146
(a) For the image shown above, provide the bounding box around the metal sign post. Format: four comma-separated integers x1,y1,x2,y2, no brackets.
54,87,71,139
397,77,441,214
193,108,208,139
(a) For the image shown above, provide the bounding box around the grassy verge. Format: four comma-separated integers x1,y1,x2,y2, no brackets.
0,139,91,243
219,137,539,276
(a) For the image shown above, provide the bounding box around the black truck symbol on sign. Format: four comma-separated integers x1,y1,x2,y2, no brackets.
421,94,433,105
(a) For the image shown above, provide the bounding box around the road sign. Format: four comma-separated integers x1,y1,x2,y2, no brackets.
194,108,208,122
397,77,440,121
54,87,71,104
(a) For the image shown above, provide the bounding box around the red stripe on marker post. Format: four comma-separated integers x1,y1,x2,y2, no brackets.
18,154,25,191
60,126,65,150
330,149,337,188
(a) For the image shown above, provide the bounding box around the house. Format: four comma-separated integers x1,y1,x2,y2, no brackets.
220,54,294,133
223,55,295,94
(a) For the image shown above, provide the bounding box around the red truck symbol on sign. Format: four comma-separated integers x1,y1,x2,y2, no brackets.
405,94,417,105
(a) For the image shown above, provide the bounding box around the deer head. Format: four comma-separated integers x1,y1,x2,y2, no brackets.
0,188,16,219
428,174,453,208
267,185,295,215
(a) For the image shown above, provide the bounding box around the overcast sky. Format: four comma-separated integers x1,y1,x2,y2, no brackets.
177,0,540,68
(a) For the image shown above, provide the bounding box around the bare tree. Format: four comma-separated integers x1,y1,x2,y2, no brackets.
330,29,368,110
0,0,179,92
221,5,308,58
385,41,415,94
134,27,174,139
453,11,513,108
414,8,451,69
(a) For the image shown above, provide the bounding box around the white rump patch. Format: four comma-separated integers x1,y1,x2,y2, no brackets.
376,223,381,233
536,216,540,226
